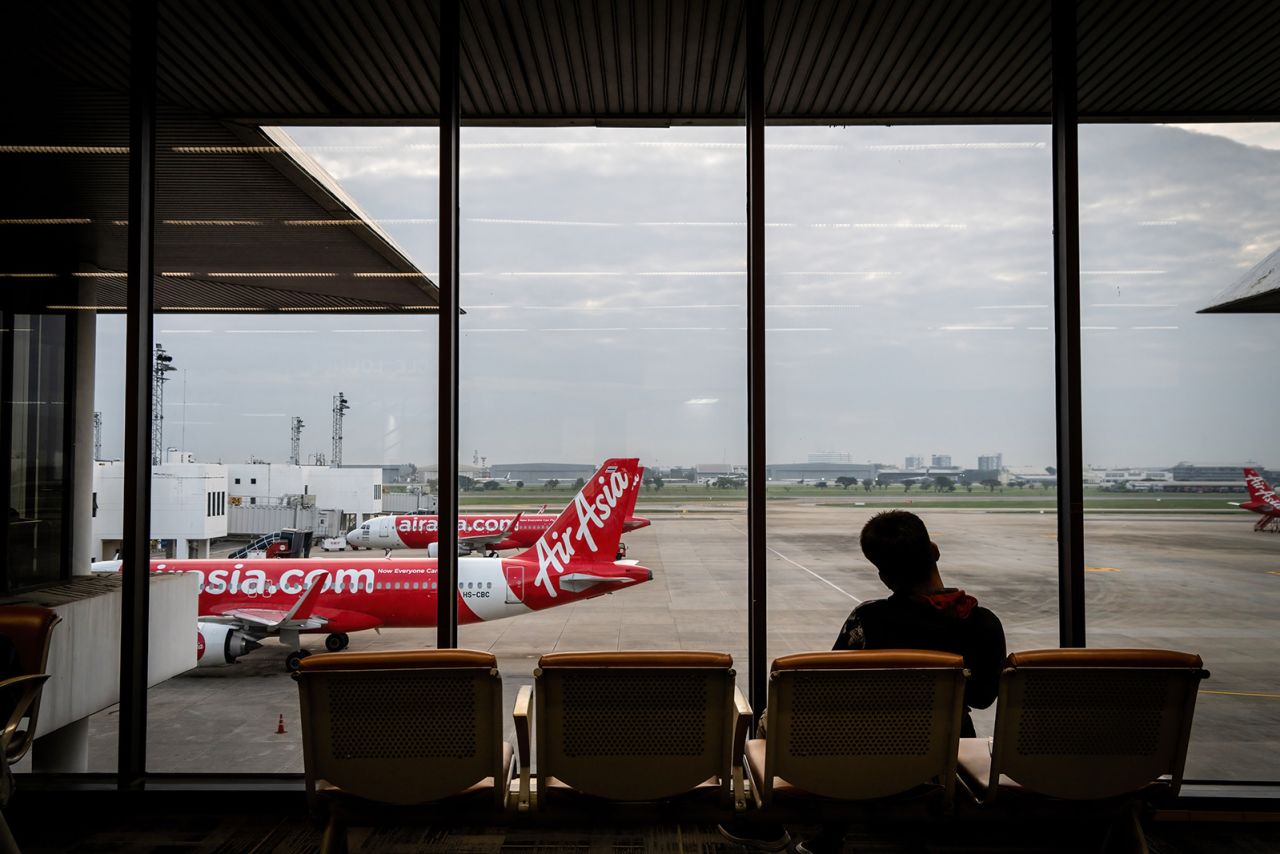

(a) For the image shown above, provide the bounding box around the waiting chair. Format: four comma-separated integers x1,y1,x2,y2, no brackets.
516,651,750,813
746,650,969,816
295,649,512,854
0,606,60,766
957,649,1208,850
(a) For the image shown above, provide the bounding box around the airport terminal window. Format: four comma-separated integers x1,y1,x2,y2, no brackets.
1079,123,1280,782
456,125,749,733
764,125,1057,740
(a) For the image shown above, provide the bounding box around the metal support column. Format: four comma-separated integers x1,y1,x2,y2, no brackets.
119,0,157,786
745,0,768,722
436,0,460,648
1052,0,1085,648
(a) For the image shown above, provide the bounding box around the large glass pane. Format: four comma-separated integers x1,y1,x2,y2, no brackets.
457,126,748,735
766,125,1056,737
1081,123,1280,782
134,2,440,773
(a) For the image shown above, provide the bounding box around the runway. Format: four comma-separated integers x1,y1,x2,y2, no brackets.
90,504,1280,782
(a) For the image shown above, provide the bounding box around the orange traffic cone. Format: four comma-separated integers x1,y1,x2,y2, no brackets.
276,714,286,735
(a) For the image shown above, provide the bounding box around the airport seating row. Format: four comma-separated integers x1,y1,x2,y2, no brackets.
293,645,1208,853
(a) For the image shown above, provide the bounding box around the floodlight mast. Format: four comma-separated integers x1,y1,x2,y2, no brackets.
331,392,350,468
93,411,103,461
289,416,305,466
151,344,176,466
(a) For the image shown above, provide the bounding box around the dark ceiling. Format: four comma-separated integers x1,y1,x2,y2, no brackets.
8,1,1280,313
23,0,1280,125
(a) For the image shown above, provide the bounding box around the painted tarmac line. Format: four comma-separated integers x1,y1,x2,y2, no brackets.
770,547,862,602
1200,690,1280,700
726,522,861,602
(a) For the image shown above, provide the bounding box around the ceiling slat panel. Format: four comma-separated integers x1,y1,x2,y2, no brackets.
877,0,963,116
17,2,1280,124
825,1,894,117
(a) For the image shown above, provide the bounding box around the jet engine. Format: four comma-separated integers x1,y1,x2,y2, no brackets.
426,542,438,558
196,622,261,667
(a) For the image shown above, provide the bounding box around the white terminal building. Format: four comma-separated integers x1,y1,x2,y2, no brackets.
92,457,385,561
92,455,229,562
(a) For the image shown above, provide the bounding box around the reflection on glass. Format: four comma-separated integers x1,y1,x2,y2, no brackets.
7,315,69,591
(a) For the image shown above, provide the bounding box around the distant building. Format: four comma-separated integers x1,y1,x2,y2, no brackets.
808,451,852,464
1170,462,1276,482
696,463,734,477
978,453,1003,472
905,455,924,470
931,454,952,468
488,462,597,484
338,463,411,485
766,462,877,483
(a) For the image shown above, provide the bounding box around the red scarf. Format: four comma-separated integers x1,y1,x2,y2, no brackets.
912,588,977,618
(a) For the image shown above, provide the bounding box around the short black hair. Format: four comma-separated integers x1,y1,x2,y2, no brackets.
859,510,934,593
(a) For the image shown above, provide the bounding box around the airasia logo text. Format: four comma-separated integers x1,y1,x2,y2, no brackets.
397,516,514,534
533,469,630,598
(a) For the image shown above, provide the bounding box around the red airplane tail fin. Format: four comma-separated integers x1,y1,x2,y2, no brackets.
515,458,641,576
1243,468,1280,513
620,465,644,522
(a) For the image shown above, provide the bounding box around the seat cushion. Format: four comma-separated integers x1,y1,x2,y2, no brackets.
956,737,1019,800
538,772,725,806
745,739,940,810
317,740,513,807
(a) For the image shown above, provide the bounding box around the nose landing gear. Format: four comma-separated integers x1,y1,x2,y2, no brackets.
324,632,350,652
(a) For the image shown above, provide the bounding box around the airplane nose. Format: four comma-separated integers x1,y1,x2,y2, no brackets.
645,568,653,581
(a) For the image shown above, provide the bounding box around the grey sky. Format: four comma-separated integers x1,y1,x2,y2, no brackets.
94,123,1280,470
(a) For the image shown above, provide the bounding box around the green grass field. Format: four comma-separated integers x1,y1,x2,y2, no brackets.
446,483,1246,513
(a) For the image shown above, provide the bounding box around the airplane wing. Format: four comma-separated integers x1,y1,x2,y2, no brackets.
207,582,329,631
459,511,523,547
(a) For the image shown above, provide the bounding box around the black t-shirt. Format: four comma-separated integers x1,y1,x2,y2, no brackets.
831,592,1006,737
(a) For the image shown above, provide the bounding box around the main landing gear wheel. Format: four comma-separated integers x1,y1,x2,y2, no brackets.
325,632,350,652
285,649,312,673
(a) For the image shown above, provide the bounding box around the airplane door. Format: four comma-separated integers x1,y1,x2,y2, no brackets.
504,563,524,603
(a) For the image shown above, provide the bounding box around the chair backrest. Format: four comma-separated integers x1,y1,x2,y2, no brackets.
534,651,737,801
763,650,967,804
296,649,505,806
988,649,1207,800
0,605,60,763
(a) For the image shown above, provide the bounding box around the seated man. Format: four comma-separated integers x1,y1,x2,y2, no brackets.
835,509,1005,738
792,511,1007,854
722,510,1005,853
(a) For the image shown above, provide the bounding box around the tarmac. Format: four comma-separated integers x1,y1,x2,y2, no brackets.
87,504,1280,782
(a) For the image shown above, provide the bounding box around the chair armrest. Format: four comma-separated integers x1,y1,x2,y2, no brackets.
1,674,50,757
512,684,532,811
731,685,752,811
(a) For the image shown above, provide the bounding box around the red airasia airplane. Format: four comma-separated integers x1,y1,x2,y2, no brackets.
94,459,652,671
1235,468,1280,532
344,467,650,556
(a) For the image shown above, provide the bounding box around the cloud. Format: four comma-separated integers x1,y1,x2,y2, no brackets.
90,123,1280,469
